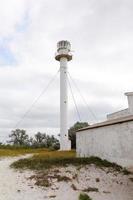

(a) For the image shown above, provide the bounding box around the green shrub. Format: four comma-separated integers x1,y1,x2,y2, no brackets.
79,193,92,200
11,155,123,171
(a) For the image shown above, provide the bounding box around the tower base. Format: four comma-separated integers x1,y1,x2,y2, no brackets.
60,139,71,151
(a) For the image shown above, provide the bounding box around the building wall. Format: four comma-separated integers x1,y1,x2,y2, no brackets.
127,94,133,113
107,108,130,120
107,93,133,120
76,121,133,167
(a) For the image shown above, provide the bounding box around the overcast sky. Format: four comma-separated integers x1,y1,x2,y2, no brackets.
0,0,133,142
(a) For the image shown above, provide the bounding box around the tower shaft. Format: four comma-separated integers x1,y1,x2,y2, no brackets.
60,57,70,150
55,40,72,151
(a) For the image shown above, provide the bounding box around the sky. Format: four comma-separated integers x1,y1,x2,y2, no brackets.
0,0,133,142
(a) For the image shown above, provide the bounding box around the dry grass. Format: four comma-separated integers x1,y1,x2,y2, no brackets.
33,150,76,159
0,148,49,157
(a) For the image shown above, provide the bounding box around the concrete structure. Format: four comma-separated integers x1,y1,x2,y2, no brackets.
107,92,133,120
76,93,133,167
55,40,72,150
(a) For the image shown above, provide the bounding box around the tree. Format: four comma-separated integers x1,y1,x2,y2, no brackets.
68,121,89,149
8,129,60,150
8,129,29,146
30,132,60,149
45,135,60,149
33,132,47,147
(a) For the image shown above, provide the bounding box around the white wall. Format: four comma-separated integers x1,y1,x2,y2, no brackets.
76,121,133,167
107,108,129,120
107,92,133,120
126,93,133,113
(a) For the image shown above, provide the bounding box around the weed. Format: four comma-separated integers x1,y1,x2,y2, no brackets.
73,173,78,179
95,178,100,182
28,172,71,188
82,187,99,192
49,195,56,198
56,175,71,182
35,178,51,187
71,184,77,190
79,193,92,200
129,177,133,182
122,168,132,175
53,169,60,173
103,191,111,194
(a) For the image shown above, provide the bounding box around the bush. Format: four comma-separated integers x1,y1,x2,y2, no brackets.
79,193,92,200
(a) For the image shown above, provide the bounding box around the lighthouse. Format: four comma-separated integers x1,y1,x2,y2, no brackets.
55,40,72,150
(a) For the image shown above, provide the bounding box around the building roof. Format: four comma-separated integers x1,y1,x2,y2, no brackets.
77,115,133,132
107,108,128,117
125,92,133,96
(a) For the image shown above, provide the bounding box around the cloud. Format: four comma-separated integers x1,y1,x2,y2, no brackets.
0,0,133,142
0,0,28,37
0,45,16,65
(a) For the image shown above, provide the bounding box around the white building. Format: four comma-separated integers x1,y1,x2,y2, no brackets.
107,92,133,120
76,92,133,168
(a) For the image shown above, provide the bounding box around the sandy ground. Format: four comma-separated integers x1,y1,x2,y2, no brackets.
0,156,47,200
0,156,133,200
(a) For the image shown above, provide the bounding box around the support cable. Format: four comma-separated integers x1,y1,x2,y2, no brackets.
68,72,97,121
67,76,82,122
14,69,60,129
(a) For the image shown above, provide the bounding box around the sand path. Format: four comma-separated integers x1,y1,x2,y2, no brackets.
0,156,46,200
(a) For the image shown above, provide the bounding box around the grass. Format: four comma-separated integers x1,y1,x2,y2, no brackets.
11,150,75,169
10,150,130,175
79,193,92,200
33,149,76,159
0,148,49,157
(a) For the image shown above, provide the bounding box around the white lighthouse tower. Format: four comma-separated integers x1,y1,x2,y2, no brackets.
55,40,72,150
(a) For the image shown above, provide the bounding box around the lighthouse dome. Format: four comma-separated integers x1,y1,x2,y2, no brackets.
57,40,71,52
